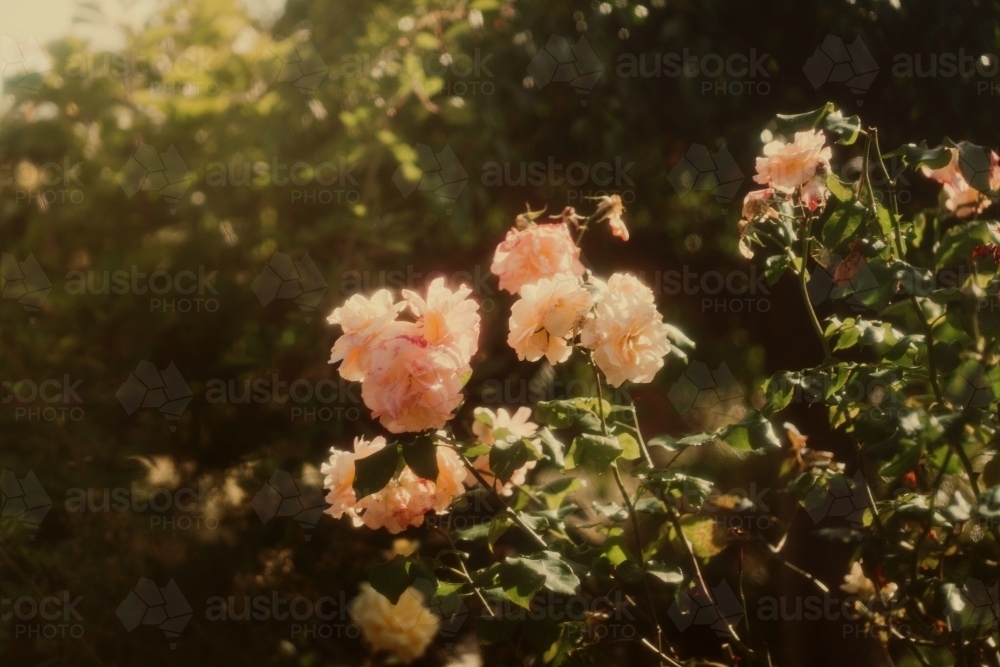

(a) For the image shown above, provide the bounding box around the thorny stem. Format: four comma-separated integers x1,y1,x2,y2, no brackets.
452,448,549,550
590,355,668,663
868,127,946,406
787,242,832,359
909,295,946,406
435,526,495,616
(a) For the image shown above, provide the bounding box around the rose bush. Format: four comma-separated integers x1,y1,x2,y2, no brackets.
319,104,1000,666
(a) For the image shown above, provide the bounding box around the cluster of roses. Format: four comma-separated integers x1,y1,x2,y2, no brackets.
319,277,480,532
320,195,677,540
494,200,673,387
738,129,832,258
740,130,1000,256
326,277,480,434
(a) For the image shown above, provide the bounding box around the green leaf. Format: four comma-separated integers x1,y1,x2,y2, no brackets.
648,564,684,586
764,254,790,284
775,103,836,135
822,201,866,249
615,431,641,460
883,142,953,171
719,412,780,450
824,111,862,145
825,174,854,202
535,427,565,467
402,433,439,482
463,444,492,458
499,551,581,608
487,514,513,551
353,442,400,500
565,434,622,472
490,438,542,484
367,556,412,604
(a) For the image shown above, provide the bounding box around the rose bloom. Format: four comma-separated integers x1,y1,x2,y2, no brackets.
840,561,897,605
942,180,988,218
508,276,593,365
403,277,480,362
322,436,467,533
491,222,585,294
595,194,629,241
361,334,468,433
753,130,832,193
466,407,538,496
921,146,990,218
322,436,434,533
328,289,406,381
800,175,829,211
429,444,468,512
581,273,672,387
351,584,440,663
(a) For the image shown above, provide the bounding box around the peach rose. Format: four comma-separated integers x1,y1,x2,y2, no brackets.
429,445,468,512
594,194,629,241
362,334,468,433
466,407,539,496
754,130,832,193
840,561,897,605
507,276,593,365
403,277,480,361
351,584,440,663
321,436,434,533
471,406,538,444
800,175,829,211
328,289,407,381
921,147,990,217
581,273,672,387
321,436,467,533
491,222,585,294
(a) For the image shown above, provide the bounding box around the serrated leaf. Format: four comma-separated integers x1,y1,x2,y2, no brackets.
565,433,622,472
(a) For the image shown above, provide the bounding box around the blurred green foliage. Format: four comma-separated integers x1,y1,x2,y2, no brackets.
2,0,1000,664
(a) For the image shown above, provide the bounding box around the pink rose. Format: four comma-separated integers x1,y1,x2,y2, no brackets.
491,222,585,295
754,130,832,193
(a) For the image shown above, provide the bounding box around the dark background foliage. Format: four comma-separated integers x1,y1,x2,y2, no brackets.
1,0,997,664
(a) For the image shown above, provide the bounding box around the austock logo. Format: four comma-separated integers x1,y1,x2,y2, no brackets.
251,252,328,323
117,578,193,648
667,361,744,420
667,580,744,636
0,469,52,540
392,144,468,213
803,470,871,527
528,35,603,105
803,35,879,104
116,361,193,431
807,250,882,311
251,470,328,539
946,361,998,410
0,34,51,94
943,578,999,637
118,143,195,213
251,34,328,94
410,577,469,648
668,144,744,212
1,252,51,322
